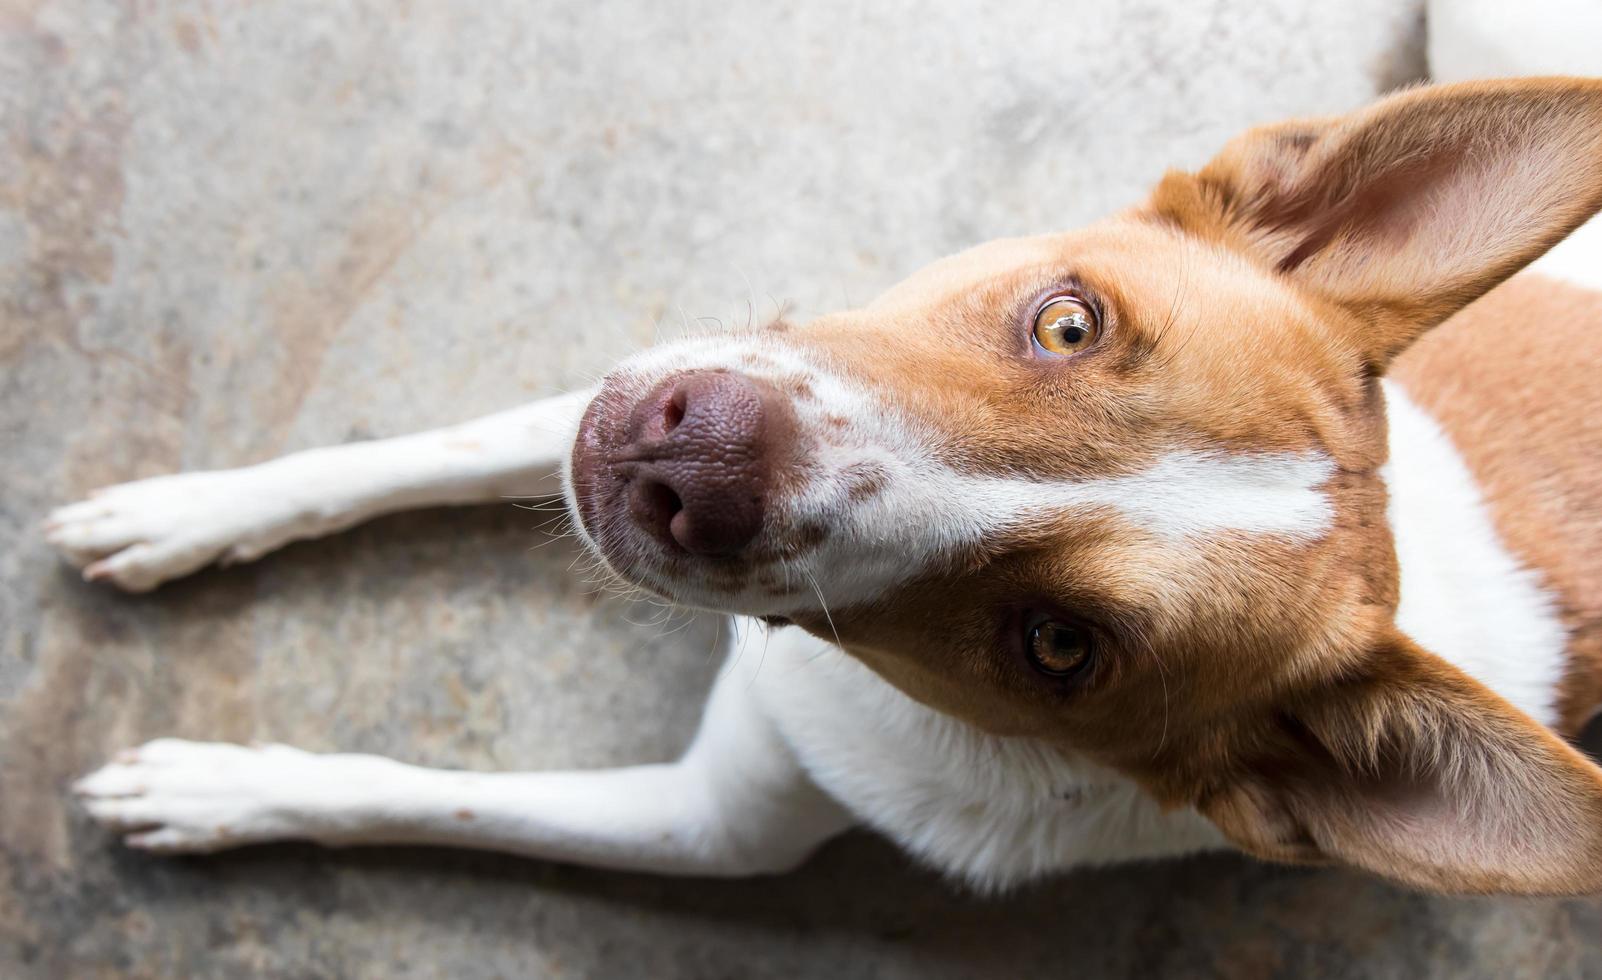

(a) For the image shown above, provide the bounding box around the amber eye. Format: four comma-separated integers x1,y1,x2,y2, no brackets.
1026,619,1094,677
1032,296,1100,355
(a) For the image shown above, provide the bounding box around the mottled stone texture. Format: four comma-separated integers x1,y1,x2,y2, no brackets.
5,1,1595,977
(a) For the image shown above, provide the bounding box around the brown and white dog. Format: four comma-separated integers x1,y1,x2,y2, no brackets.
54,73,1602,895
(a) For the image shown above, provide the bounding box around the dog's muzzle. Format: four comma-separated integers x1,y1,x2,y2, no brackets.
571,369,798,566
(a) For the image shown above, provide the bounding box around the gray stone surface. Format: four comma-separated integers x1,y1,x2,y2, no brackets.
7,1,1600,977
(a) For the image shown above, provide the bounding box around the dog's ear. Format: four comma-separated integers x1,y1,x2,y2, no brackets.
1196,632,1602,895
1150,77,1602,370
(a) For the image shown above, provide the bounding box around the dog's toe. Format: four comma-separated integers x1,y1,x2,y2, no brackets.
81,542,208,592
45,512,138,566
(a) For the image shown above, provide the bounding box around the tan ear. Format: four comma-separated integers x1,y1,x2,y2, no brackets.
1198,633,1602,895
1151,77,1602,369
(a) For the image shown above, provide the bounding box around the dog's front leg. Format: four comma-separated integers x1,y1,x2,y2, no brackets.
73,650,854,875
44,389,592,591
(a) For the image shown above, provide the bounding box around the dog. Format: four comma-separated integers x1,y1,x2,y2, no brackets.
52,75,1602,895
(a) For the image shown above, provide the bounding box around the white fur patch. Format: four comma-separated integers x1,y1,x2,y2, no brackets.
951,450,1336,543
1381,380,1568,726
800,446,1337,607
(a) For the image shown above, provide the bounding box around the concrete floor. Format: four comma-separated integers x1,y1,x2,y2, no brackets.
7,1,1601,977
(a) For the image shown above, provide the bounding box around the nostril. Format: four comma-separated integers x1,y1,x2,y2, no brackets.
662,389,687,433
616,369,788,559
629,479,685,550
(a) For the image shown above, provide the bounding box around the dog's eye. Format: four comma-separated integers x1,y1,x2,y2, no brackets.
1026,619,1094,677
1032,296,1100,356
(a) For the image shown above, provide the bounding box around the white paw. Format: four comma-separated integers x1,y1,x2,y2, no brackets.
44,467,318,591
74,738,392,854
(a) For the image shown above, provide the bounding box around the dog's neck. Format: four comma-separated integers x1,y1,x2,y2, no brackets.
1381,377,1568,728
1385,262,1602,735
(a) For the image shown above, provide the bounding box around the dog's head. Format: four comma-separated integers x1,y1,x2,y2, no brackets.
566,79,1602,894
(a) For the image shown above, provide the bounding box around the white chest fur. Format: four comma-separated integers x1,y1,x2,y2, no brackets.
1380,380,1568,727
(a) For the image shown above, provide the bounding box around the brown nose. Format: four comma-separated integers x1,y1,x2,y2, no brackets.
620,370,788,557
